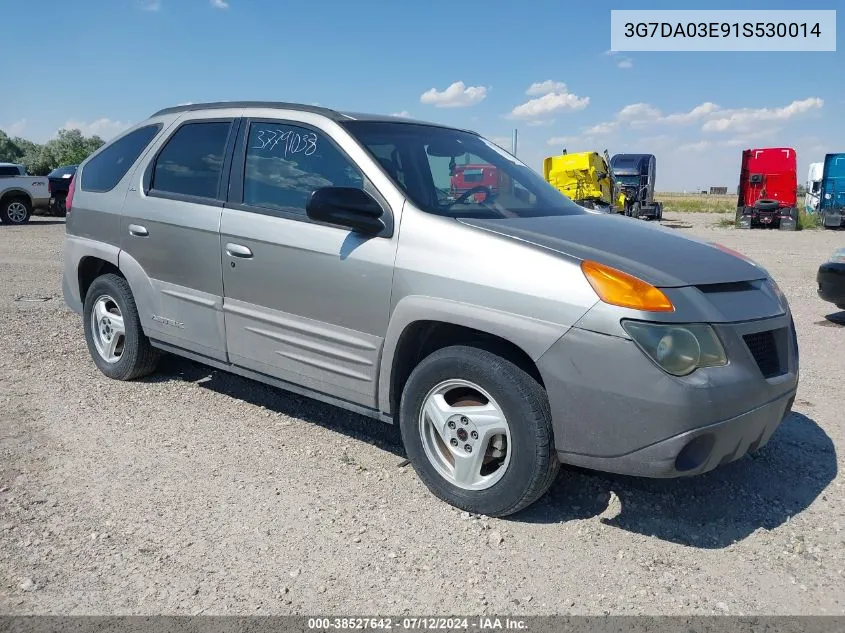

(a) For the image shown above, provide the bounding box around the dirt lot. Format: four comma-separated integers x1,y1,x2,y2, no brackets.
1,214,844,616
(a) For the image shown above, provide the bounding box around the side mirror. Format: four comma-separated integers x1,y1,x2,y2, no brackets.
306,187,385,235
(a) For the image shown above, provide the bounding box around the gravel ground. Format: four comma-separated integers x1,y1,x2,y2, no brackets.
1,213,844,616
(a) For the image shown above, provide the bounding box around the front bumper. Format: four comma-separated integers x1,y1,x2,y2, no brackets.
821,209,845,228
817,262,845,307
537,313,798,478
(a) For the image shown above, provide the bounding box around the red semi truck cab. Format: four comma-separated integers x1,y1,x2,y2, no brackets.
450,163,499,203
736,147,798,230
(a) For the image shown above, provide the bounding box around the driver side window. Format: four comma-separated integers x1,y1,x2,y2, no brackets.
243,122,364,215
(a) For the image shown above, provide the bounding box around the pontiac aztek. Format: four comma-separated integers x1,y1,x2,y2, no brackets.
62,102,799,516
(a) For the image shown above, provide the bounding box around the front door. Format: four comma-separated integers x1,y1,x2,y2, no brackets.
220,117,398,408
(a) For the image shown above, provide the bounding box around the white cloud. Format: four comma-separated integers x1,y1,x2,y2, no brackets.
546,136,578,146
2,119,27,136
62,118,131,140
604,50,618,56
662,102,720,125
618,103,661,121
525,80,568,97
635,134,676,147
509,90,589,120
140,0,161,11
210,0,229,7
677,140,712,152
526,119,555,127
584,121,619,135
545,135,596,152
617,58,633,69
391,111,412,118
702,97,823,132
420,82,487,108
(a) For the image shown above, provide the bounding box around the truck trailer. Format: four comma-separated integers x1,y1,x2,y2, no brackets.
819,153,845,229
735,147,798,230
806,161,824,214
609,153,662,220
542,150,622,213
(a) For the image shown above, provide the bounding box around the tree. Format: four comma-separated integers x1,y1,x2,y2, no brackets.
13,137,50,175
0,128,105,175
47,129,105,167
0,130,23,163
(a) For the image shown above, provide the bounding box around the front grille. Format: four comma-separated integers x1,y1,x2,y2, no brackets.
743,329,787,378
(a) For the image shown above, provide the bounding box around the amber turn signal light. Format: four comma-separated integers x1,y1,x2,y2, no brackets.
581,260,674,312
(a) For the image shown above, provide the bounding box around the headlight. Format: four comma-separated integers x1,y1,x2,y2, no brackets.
621,321,727,377
766,277,788,309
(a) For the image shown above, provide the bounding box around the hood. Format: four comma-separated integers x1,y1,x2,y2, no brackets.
458,214,767,288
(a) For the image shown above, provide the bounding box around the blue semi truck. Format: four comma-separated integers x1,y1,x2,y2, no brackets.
820,153,845,229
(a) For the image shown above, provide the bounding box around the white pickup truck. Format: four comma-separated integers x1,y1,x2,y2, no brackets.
0,163,50,225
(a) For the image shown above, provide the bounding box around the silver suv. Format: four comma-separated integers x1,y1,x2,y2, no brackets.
63,102,799,516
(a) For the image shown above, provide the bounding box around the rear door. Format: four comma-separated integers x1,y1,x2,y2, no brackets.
219,113,399,408
120,110,241,361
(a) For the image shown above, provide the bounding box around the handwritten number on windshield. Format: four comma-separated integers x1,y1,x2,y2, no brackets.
252,129,317,157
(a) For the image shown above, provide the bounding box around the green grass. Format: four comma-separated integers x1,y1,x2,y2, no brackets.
799,209,821,230
656,193,737,214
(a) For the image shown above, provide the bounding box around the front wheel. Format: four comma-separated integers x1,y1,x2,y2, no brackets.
399,345,559,517
630,202,641,219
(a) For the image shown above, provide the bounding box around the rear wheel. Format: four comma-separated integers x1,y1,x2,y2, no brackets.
1,197,32,225
399,345,559,517
83,274,160,380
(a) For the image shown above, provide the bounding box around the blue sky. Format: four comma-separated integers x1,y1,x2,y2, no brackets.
1,0,841,191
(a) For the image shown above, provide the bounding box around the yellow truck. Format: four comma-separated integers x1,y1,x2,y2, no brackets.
542,150,625,213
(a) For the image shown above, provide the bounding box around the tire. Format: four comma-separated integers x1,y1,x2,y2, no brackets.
1,197,32,225
630,202,641,219
53,195,67,218
82,273,160,381
399,345,559,517
754,199,780,212
655,202,663,221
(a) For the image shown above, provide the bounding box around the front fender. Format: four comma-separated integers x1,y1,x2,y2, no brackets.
377,295,570,413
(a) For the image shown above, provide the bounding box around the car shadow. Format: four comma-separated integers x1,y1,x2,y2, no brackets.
518,412,836,548
25,219,66,226
823,311,845,326
151,354,405,458
147,357,835,548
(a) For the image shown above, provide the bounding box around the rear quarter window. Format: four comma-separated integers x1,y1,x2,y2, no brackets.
0,165,21,176
80,124,161,193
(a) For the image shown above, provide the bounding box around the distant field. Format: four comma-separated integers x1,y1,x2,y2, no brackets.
656,192,737,213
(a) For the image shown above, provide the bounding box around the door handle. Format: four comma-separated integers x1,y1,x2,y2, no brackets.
128,224,148,237
225,243,253,258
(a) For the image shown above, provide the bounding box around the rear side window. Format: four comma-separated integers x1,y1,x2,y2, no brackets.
0,165,21,176
81,124,160,192
151,121,231,200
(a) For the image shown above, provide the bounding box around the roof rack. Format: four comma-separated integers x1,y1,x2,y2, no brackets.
150,101,345,119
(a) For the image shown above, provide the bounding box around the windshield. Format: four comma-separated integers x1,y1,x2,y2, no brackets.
341,121,586,219
615,174,641,186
